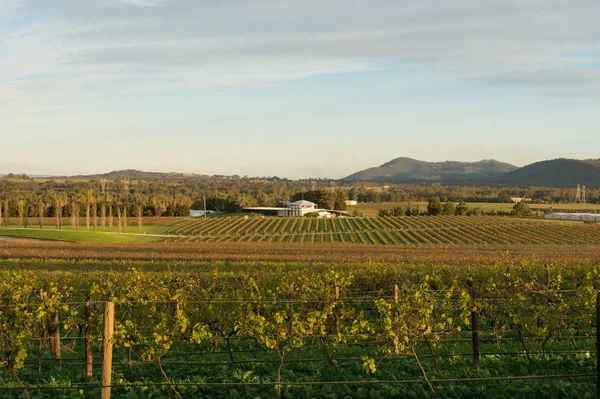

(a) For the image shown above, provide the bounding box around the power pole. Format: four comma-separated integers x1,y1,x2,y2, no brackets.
203,197,207,219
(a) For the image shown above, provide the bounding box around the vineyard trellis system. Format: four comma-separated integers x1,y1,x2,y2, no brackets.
164,216,600,246
1,260,600,398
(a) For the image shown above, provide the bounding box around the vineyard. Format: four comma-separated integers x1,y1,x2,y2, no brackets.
0,259,598,398
5,240,600,264
165,216,600,246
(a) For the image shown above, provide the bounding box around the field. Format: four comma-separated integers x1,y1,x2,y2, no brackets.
4,215,600,247
0,217,182,243
349,202,600,216
2,216,600,398
164,215,600,246
0,249,598,398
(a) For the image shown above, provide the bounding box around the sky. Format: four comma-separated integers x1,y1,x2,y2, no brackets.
1,0,600,179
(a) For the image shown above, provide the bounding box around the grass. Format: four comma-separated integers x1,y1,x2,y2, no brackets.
0,217,182,243
347,202,600,216
0,227,159,243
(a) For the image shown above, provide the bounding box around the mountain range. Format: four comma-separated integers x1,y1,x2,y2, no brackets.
4,158,600,188
342,158,600,188
342,158,517,183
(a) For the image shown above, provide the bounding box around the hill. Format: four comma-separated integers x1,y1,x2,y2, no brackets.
342,157,517,183
483,158,600,188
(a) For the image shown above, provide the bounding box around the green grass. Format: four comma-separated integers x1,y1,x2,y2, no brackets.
0,228,157,243
347,201,600,216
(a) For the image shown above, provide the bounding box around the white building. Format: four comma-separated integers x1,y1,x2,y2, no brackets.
243,200,341,217
282,200,317,217
243,200,352,218
189,210,216,218
511,197,532,203
544,213,600,222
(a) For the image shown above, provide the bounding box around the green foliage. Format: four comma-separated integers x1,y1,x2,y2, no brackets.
426,196,443,216
0,260,597,397
513,202,532,216
454,200,469,215
442,201,456,216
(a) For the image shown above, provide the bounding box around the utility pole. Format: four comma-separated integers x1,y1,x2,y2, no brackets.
203,196,207,219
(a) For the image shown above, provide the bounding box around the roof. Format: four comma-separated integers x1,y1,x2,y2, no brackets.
544,213,600,220
243,207,287,211
289,200,315,206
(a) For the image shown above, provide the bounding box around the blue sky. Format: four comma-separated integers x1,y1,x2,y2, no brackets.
1,0,600,179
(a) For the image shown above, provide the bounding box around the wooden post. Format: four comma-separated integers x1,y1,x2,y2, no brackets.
38,289,47,380
334,286,340,335
469,282,480,372
101,302,115,399
289,284,294,338
53,310,62,369
85,301,93,382
394,284,399,355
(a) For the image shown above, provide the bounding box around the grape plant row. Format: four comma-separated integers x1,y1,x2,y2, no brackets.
165,216,600,246
0,260,597,397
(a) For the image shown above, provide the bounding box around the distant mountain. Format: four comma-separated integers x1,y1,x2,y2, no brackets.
342,157,518,183
67,169,209,181
483,158,600,188
63,170,292,183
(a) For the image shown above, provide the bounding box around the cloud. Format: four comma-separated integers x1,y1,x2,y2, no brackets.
1,0,600,117
106,0,162,7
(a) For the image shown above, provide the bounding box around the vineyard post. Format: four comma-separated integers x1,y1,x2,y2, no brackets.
85,301,93,382
38,289,47,379
335,286,340,335
289,284,294,338
101,302,115,399
394,284,399,355
53,309,62,370
596,292,600,399
469,281,480,372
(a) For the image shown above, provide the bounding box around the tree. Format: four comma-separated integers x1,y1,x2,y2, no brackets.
426,196,443,216
512,202,531,217
70,193,85,229
348,187,359,201
134,194,147,234
93,197,98,230
152,194,166,218
106,194,114,230
2,199,9,227
455,201,469,216
378,209,391,217
442,201,456,216
54,194,67,229
116,198,123,233
86,189,94,231
100,195,106,231
36,196,47,229
17,199,26,228
334,189,347,211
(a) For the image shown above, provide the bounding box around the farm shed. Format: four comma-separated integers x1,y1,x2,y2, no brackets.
544,213,600,222
189,210,216,218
